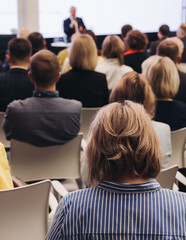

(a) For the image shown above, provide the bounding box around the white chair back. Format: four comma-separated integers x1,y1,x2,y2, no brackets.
0,180,51,240
80,108,100,139
156,165,178,189
168,127,186,168
10,133,83,182
0,112,10,148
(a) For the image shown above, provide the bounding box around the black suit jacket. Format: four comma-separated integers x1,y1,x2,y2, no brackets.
63,17,86,42
124,52,149,73
181,37,186,63
0,68,34,112
174,70,186,103
57,68,109,107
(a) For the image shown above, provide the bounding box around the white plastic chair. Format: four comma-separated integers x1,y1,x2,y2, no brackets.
10,133,83,182
0,112,10,148
80,108,100,140
156,165,178,189
0,180,51,240
167,127,186,168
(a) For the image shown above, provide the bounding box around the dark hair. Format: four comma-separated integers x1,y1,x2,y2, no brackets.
126,30,148,50
8,38,32,63
159,25,170,37
86,101,161,185
30,50,60,88
157,40,179,63
121,24,133,38
27,32,45,54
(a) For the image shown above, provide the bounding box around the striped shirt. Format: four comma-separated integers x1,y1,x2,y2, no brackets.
46,180,186,240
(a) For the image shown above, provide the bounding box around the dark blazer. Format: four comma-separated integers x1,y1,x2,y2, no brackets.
63,17,86,42
124,52,148,73
174,70,186,103
57,68,109,107
0,68,34,112
181,37,186,63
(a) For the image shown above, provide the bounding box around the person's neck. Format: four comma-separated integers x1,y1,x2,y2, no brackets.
117,177,149,184
10,62,29,70
157,97,173,101
35,85,56,92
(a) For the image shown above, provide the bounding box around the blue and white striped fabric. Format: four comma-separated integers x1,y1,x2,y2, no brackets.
46,180,186,240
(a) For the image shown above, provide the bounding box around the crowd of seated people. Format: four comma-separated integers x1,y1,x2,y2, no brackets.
0,22,185,239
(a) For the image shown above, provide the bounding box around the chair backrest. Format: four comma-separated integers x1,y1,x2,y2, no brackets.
0,112,10,148
156,165,178,189
0,180,51,240
10,133,83,182
168,127,186,168
80,108,100,139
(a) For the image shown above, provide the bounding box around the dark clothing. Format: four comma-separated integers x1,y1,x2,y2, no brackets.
63,17,86,42
181,37,186,63
0,68,34,112
57,68,109,107
149,38,167,56
174,70,186,103
2,91,82,147
154,100,186,131
123,52,148,73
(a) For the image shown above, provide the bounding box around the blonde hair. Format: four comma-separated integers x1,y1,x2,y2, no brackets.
142,55,180,98
102,35,125,65
69,34,97,70
86,101,161,185
109,71,155,117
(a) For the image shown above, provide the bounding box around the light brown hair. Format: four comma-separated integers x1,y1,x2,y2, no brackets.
157,40,179,63
109,71,155,117
69,34,97,70
126,30,148,50
86,101,161,185
102,35,125,65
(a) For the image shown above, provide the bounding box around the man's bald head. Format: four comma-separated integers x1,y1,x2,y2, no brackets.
30,50,60,88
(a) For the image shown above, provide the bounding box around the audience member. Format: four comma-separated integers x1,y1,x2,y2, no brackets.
142,55,186,130
177,23,186,62
121,24,133,51
57,34,109,107
96,35,133,90
109,71,171,169
157,38,186,103
124,30,148,73
0,38,34,112
27,32,46,55
0,142,13,190
63,6,86,42
150,24,170,55
3,50,82,146
46,101,186,240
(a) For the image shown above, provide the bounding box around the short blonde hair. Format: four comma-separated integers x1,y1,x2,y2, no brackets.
142,55,180,98
86,101,161,185
69,34,97,71
102,35,125,65
109,71,155,117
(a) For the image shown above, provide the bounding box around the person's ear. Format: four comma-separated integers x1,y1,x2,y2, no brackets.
43,40,47,48
6,54,11,63
56,72,61,83
28,71,35,84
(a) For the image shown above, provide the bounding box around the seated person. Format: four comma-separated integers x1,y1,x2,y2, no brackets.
124,30,149,73
0,142,13,190
121,24,133,52
109,71,172,169
0,38,34,112
177,23,186,63
142,55,186,131
46,101,186,239
150,24,170,55
96,35,133,91
27,32,46,55
3,50,82,147
57,34,109,107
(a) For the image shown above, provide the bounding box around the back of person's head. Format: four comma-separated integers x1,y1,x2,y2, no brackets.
69,34,97,71
121,24,133,38
159,24,170,37
157,40,179,63
102,35,125,65
27,32,45,54
142,55,179,98
8,38,32,64
164,37,184,59
109,71,155,117
177,23,186,38
30,50,60,88
126,30,148,50
86,100,161,185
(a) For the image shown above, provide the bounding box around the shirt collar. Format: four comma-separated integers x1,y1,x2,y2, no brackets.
33,90,59,98
10,66,28,70
97,179,161,194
